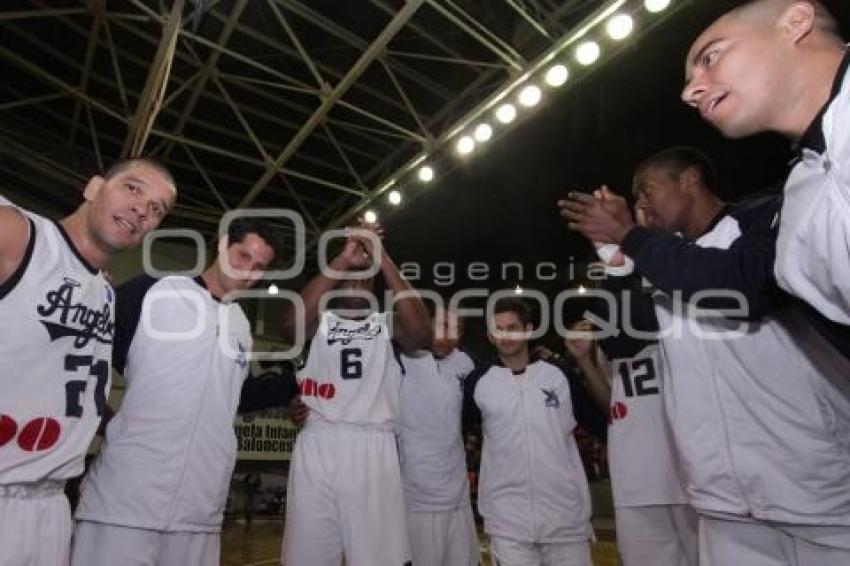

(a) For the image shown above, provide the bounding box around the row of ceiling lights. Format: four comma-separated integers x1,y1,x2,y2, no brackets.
360,0,673,225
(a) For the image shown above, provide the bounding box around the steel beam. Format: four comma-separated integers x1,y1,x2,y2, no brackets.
68,0,105,146
122,0,185,157
276,0,454,101
236,0,426,209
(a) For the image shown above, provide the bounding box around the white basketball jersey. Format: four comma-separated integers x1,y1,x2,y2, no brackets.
298,311,401,426
0,210,114,484
76,276,252,532
604,343,688,508
399,349,475,512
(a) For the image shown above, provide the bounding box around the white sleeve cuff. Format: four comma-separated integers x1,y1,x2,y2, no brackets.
595,243,635,276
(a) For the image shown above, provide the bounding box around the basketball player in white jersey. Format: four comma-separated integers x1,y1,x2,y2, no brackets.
567,315,698,566
463,297,593,566
71,216,288,566
281,222,432,566
398,306,479,566
0,158,176,566
562,146,850,565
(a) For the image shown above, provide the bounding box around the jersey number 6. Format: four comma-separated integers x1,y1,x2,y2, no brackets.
340,348,363,380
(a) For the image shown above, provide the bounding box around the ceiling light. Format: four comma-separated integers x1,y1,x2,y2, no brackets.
606,14,634,40
575,41,601,66
644,0,671,13
418,165,434,183
474,123,493,142
456,136,475,155
518,85,542,107
496,103,517,124
545,64,569,87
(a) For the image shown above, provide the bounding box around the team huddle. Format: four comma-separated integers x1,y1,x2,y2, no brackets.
1,1,849,566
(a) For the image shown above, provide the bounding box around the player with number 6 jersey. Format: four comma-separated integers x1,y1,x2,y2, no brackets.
281,222,432,566
0,159,175,566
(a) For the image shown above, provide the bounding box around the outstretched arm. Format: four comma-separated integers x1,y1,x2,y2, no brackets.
560,191,786,319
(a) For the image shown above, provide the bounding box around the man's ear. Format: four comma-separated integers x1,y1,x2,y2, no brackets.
82,176,106,202
680,166,702,191
779,1,816,45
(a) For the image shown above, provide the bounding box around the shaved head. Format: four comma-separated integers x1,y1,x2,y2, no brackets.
726,0,841,39
682,0,846,139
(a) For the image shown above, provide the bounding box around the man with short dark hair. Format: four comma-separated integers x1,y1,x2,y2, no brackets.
681,0,850,352
0,157,176,565
399,306,479,566
463,296,593,566
72,216,294,566
561,146,850,565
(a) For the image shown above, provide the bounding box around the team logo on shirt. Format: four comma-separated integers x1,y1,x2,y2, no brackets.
37,277,114,348
541,388,560,409
235,341,248,369
326,320,382,345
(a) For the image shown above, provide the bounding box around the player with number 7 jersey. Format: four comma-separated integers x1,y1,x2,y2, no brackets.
0,159,176,566
281,222,432,566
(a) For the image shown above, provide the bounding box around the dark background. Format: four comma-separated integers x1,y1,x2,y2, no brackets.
376,0,850,355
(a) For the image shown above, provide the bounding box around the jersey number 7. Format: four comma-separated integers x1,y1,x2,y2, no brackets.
65,354,109,417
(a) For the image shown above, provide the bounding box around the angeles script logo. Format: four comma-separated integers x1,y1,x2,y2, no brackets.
326,320,382,345
37,277,114,348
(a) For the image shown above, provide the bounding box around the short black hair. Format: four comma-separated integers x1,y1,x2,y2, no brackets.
635,146,719,194
103,157,175,189
493,296,531,326
227,216,285,262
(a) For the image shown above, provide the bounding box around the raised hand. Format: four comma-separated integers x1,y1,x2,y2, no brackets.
557,185,635,245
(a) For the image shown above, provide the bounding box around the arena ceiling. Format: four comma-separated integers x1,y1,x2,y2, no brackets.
0,0,691,253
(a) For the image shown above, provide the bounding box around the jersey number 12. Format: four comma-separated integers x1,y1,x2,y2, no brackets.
617,358,659,398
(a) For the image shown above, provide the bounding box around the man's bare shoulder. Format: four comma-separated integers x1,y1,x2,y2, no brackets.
0,205,32,284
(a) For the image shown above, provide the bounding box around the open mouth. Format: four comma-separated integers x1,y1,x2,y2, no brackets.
701,93,727,119
114,216,138,235
639,208,660,228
